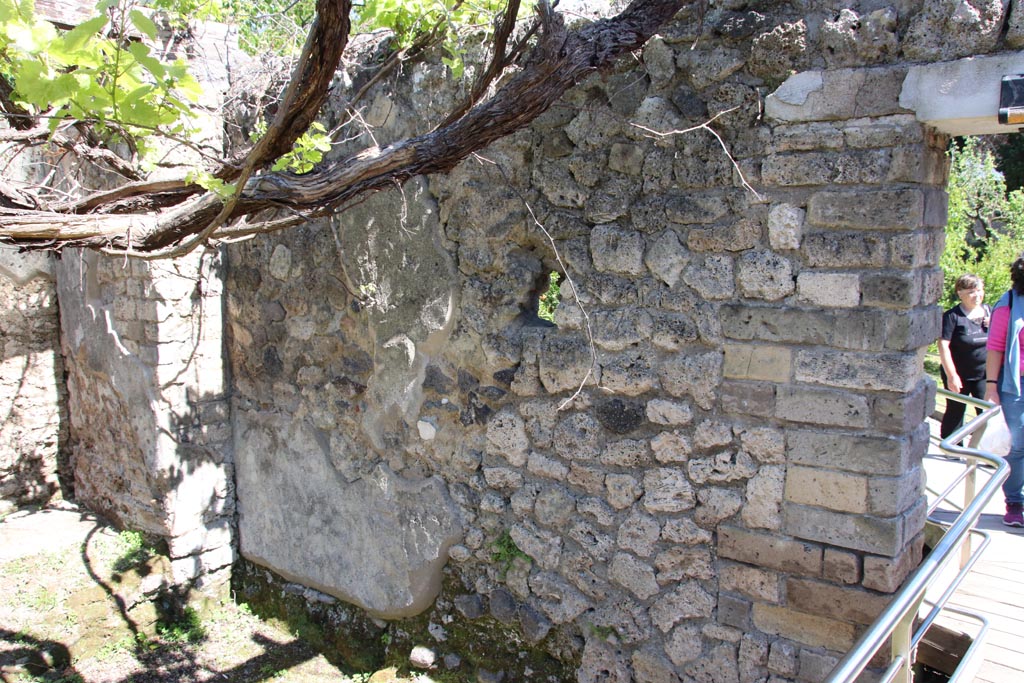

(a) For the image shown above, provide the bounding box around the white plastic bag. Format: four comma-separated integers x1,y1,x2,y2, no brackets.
973,417,1012,456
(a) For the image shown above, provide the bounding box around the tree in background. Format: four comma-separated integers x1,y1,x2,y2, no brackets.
941,137,1024,309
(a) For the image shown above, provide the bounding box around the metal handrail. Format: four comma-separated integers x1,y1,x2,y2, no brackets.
824,392,1009,683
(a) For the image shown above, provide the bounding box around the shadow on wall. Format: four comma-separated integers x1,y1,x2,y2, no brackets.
54,247,234,590
0,253,72,512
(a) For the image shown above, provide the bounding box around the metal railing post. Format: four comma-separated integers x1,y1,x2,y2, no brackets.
890,591,924,683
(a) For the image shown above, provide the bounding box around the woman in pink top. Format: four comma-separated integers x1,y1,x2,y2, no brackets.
984,256,1024,526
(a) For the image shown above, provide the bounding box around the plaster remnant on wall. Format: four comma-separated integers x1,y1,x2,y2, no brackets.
236,415,463,618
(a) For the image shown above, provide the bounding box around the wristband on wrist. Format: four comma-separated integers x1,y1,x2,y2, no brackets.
986,379,998,384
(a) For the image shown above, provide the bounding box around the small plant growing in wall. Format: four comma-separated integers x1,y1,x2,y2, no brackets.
490,530,530,577
537,270,562,323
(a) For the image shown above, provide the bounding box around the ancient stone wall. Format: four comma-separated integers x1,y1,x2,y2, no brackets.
225,2,1024,681
56,251,235,588
6,1,1022,681
38,19,242,593
0,250,67,512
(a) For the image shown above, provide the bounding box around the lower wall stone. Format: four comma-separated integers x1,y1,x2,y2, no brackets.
231,558,582,682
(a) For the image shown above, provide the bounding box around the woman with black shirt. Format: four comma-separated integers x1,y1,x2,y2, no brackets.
938,273,990,438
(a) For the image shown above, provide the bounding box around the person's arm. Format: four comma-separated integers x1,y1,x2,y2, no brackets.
938,339,961,393
985,350,1003,405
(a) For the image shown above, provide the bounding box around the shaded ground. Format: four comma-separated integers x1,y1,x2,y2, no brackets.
0,505,423,683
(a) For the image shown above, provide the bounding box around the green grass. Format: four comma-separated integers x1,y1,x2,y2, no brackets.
156,606,207,644
111,530,153,572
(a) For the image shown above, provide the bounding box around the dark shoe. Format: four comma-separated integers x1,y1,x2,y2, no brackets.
1003,503,1024,527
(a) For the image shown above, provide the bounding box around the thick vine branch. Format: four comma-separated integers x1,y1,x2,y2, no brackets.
0,0,688,254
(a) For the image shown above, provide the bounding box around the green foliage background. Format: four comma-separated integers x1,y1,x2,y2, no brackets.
940,137,1024,310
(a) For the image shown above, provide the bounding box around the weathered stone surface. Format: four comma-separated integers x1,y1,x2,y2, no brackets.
743,465,785,531
655,546,714,583
661,517,713,546
723,343,791,382
645,230,690,287
1010,1,1024,48
785,465,868,514
765,67,905,123
904,0,1006,61
776,386,870,428
862,535,924,593
591,307,651,351
797,272,860,308
601,349,659,396
738,427,785,464
485,408,529,466
720,304,830,344
737,250,795,301
764,149,892,186
695,487,742,527
534,484,577,528
823,548,861,585
665,624,704,666
749,21,806,80
808,188,924,230
658,351,723,410
577,637,631,683
570,519,615,560
526,452,569,480
688,451,757,484
483,467,524,491
784,503,902,555
511,521,562,570
786,577,889,625
768,639,798,677
647,310,699,351
645,399,693,426
688,218,761,253
683,255,734,300
685,641,740,683
821,8,898,67
651,430,691,464
609,552,660,599
651,581,716,632
632,647,681,683
767,203,804,250
554,412,605,461
787,429,916,476
717,526,822,576
617,510,661,557
600,439,648,468
642,468,696,513
720,563,782,603
591,224,646,275
752,604,856,652
605,473,643,511
720,381,775,418
595,398,646,434
539,335,599,394
529,571,590,624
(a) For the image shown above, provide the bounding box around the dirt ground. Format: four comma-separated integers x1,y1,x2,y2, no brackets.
0,505,425,683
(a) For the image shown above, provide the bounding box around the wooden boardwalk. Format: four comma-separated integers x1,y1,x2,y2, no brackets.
925,442,1024,682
